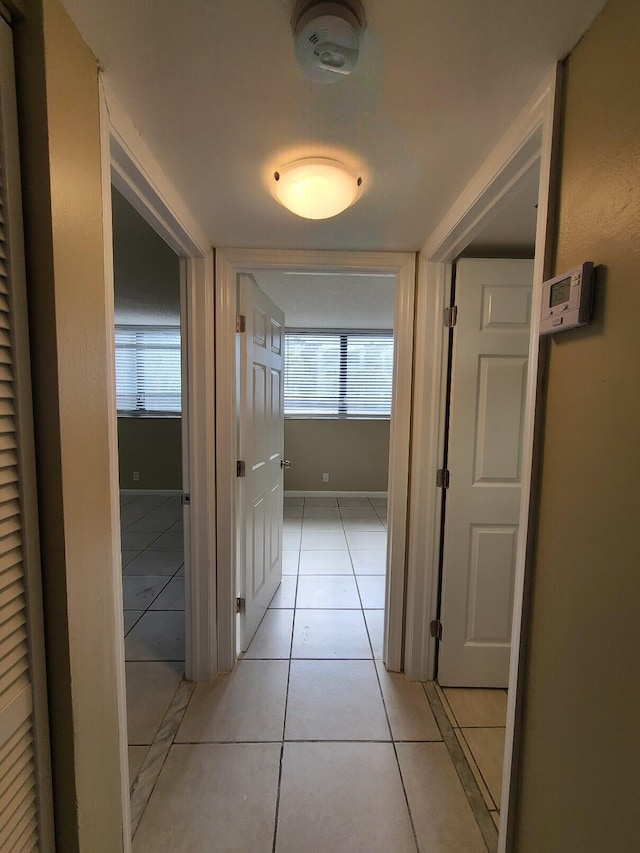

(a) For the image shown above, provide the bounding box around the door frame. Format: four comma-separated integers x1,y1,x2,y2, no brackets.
404,67,562,851
215,249,416,673
98,79,216,843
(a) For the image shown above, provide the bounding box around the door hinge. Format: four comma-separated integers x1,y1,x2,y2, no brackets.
436,468,450,489
181,493,191,505
236,460,246,477
444,306,458,327
236,596,246,614
236,314,246,333
430,619,443,640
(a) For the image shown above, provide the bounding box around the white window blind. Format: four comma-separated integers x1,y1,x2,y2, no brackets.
115,326,181,414
284,330,393,418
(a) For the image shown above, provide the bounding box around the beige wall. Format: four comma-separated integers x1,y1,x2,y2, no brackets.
118,417,182,490
15,0,125,849
515,0,640,849
284,420,389,492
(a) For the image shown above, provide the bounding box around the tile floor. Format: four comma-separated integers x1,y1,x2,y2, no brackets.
436,684,508,830
120,492,185,785
123,494,498,851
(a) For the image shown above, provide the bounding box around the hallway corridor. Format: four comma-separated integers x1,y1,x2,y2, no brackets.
126,495,494,851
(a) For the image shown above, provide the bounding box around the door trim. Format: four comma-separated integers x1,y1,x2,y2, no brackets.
215,249,416,673
98,78,216,846
404,66,562,852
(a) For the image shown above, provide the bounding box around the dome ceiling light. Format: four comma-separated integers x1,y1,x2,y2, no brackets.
271,157,363,220
292,0,366,83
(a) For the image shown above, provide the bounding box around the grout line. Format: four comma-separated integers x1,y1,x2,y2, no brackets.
423,682,498,853
170,737,448,746
371,655,420,853
271,538,301,850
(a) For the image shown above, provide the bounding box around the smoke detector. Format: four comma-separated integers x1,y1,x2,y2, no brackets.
292,0,366,83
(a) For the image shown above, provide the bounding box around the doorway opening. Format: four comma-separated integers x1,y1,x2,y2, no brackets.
110,186,188,799
235,269,396,658
406,70,561,853
215,249,416,674
433,158,540,834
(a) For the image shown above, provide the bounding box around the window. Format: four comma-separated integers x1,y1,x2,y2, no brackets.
284,329,393,418
115,325,181,415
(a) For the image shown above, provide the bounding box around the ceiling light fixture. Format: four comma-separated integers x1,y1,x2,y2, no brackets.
271,157,363,220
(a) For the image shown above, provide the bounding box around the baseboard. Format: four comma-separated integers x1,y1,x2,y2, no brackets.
284,490,388,498
119,489,182,496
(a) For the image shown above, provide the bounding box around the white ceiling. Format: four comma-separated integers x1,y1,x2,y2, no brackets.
63,0,606,252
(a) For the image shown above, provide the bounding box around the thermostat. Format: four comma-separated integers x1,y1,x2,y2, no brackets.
539,262,594,335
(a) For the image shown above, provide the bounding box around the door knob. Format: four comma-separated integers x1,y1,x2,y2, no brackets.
280,459,291,469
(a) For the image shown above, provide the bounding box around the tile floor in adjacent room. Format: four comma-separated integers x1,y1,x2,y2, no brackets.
120,492,185,787
123,493,498,852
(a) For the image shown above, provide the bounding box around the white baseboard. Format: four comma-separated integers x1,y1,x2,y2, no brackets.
119,489,182,496
284,490,388,498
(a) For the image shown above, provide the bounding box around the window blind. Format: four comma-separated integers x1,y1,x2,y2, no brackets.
284,330,393,418
115,326,181,414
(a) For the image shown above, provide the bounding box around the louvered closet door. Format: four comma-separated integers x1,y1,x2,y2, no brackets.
0,15,54,852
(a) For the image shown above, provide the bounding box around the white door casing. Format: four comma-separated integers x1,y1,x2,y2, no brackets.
438,258,534,688
237,274,285,650
215,249,415,674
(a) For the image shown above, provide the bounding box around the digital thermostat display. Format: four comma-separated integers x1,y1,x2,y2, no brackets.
539,262,594,335
549,278,571,308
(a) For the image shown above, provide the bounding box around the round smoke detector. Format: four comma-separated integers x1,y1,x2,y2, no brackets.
292,0,366,83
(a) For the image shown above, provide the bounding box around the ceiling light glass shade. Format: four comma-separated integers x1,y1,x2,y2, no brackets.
272,158,362,219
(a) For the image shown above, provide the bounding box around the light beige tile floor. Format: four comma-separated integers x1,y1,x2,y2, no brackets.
462,727,506,807
375,661,441,742
443,687,508,728
244,609,294,659
439,683,508,817
132,743,281,853
285,659,390,741
397,742,487,852
276,742,417,853
126,494,493,851
176,660,289,743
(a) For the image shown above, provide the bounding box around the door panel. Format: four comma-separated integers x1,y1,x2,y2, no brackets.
467,524,518,642
238,275,285,650
438,258,533,687
474,356,528,483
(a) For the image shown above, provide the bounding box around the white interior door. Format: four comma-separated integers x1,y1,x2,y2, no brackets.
237,274,285,651
438,258,533,687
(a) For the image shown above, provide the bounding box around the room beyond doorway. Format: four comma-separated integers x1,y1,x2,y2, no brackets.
235,268,395,657
215,249,416,673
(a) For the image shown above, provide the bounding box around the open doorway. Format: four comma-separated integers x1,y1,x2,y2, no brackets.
236,269,396,659
110,186,187,798
432,159,540,834
403,73,561,848
215,249,416,674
